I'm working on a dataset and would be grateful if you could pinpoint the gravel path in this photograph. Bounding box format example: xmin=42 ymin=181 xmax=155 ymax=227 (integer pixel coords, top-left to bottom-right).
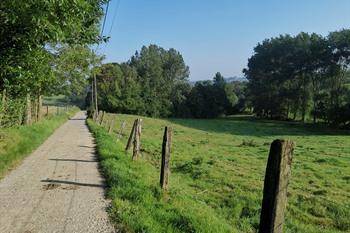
xmin=0 ymin=111 xmax=115 ymax=233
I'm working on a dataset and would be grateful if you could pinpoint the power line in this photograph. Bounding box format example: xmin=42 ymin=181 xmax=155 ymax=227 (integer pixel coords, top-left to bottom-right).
xmin=102 ymin=0 xmax=121 ymax=53
xmin=95 ymin=1 xmax=110 ymax=52
xmin=100 ymin=1 xmax=110 ymax=42
xmin=108 ymin=0 xmax=121 ymax=36
xmin=92 ymin=1 xmax=110 ymax=114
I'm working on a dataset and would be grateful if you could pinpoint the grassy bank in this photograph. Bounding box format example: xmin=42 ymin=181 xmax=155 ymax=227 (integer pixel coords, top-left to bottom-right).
xmin=0 ymin=108 xmax=78 ymax=178
xmin=88 ymin=114 xmax=350 ymax=233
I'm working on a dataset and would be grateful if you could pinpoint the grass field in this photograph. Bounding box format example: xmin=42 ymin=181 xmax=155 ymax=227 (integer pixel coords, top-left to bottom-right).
xmin=0 ymin=108 xmax=78 ymax=178
xmin=88 ymin=114 xmax=350 ymax=233
xmin=43 ymin=95 xmax=69 ymax=106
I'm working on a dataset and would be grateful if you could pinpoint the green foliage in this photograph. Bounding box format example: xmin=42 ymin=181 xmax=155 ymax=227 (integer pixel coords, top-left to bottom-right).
xmin=88 ymin=119 xmax=233 ymax=233
xmin=92 ymin=45 xmax=192 ymax=117
xmin=0 ymin=108 xmax=78 ymax=178
xmin=91 ymin=63 xmax=143 ymax=114
xmin=0 ymin=0 xmax=106 ymax=125
xmin=129 ymin=45 xmax=190 ymax=117
xmin=186 ymin=72 xmax=242 ymax=118
xmin=89 ymin=113 xmax=350 ymax=233
xmin=54 ymin=45 xmax=101 ymax=108
xmin=0 ymin=0 xmax=106 ymax=85
xmin=244 ymin=30 xmax=350 ymax=126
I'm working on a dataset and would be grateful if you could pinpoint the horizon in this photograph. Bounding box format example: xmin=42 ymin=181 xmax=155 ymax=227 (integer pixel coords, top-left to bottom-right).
xmin=100 ymin=0 xmax=350 ymax=81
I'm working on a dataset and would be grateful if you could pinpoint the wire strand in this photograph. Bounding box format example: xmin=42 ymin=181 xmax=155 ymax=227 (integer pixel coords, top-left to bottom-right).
xmin=102 ymin=0 xmax=121 ymax=53
xmin=95 ymin=1 xmax=110 ymax=52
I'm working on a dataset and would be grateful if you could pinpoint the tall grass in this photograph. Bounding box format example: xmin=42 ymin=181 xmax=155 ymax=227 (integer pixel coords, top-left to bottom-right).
xmin=0 ymin=108 xmax=78 ymax=178
xmin=88 ymin=114 xmax=350 ymax=233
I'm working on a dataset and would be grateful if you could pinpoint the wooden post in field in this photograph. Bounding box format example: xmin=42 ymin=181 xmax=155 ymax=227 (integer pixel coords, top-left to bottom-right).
xmin=93 ymin=110 xmax=98 ymax=121
xmin=99 ymin=111 xmax=105 ymax=125
xmin=160 ymin=126 xmax=172 ymax=190
xmin=108 ymin=116 xmax=116 ymax=134
xmin=258 ymin=139 xmax=294 ymax=233
xmin=132 ymin=119 xmax=142 ymax=160
xmin=102 ymin=113 xmax=108 ymax=128
xmin=95 ymin=110 xmax=102 ymax=123
xmin=104 ymin=114 xmax=110 ymax=129
xmin=125 ymin=120 xmax=137 ymax=151
xmin=56 ymin=106 xmax=59 ymax=115
xmin=117 ymin=121 xmax=126 ymax=140
xmin=46 ymin=105 xmax=49 ymax=117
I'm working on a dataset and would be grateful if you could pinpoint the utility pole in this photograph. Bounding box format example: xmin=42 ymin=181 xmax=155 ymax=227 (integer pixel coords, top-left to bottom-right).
xmin=91 ymin=79 xmax=94 ymax=111
xmin=94 ymin=72 xmax=98 ymax=113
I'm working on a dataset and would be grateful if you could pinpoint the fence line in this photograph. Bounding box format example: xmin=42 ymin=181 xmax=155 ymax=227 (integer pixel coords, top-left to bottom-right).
xmin=93 ymin=111 xmax=294 ymax=231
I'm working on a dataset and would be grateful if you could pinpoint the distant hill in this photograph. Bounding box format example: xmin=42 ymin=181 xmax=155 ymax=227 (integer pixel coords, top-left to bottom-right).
xmin=190 ymin=76 xmax=247 ymax=85
xmin=224 ymin=76 xmax=247 ymax=82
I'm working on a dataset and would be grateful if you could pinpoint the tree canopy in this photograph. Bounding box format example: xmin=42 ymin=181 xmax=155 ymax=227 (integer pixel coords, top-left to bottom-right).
xmin=0 ymin=0 xmax=107 ymax=126
xmin=244 ymin=30 xmax=350 ymax=126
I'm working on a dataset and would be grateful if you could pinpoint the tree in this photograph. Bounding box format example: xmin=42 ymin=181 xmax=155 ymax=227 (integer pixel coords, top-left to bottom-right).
xmin=0 ymin=0 xmax=108 ymax=126
xmin=54 ymin=45 xmax=101 ymax=108
xmin=128 ymin=45 xmax=189 ymax=117
xmin=244 ymin=30 xmax=350 ymax=126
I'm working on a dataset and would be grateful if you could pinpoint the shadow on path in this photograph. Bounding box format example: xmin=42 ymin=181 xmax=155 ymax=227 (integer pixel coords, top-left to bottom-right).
xmin=41 ymin=179 xmax=105 ymax=188
xmin=49 ymin=158 xmax=97 ymax=163
xmin=167 ymin=116 xmax=350 ymax=137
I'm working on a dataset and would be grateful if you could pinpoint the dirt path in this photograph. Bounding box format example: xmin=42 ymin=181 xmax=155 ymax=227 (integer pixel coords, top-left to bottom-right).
xmin=0 ymin=111 xmax=115 ymax=233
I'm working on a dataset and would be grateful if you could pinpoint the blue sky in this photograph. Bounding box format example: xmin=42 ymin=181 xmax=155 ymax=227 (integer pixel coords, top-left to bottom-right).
xmin=99 ymin=0 xmax=350 ymax=81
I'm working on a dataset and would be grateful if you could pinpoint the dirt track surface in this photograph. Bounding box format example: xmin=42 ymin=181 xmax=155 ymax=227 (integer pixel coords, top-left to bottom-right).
xmin=0 ymin=111 xmax=115 ymax=233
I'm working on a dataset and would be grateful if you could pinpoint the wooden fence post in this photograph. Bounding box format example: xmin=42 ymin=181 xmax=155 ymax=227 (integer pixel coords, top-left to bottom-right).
xmin=105 ymin=115 xmax=111 ymax=129
xmin=102 ymin=113 xmax=109 ymax=128
xmin=99 ymin=111 xmax=105 ymax=125
xmin=125 ymin=120 xmax=137 ymax=151
xmin=95 ymin=110 xmax=102 ymax=123
xmin=132 ymin=119 xmax=142 ymax=160
xmin=92 ymin=110 xmax=98 ymax=121
xmin=117 ymin=121 xmax=126 ymax=140
xmin=46 ymin=105 xmax=49 ymax=117
xmin=108 ymin=116 xmax=116 ymax=134
xmin=258 ymin=139 xmax=294 ymax=233
xmin=160 ymin=126 xmax=172 ymax=190
xmin=56 ymin=106 xmax=59 ymax=115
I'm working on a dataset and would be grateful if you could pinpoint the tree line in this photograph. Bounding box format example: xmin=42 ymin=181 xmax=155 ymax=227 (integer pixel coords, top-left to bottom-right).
xmin=2 ymin=1 xmax=349 ymax=128
xmin=244 ymin=30 xmax=350 ymax=127
xmin=92 ymin=30 xmax=350 ymax=128
xmin=0 ymin=0 xmax=105 ymax=127
xmin=88 ymin=44 xmax=247 ymax=118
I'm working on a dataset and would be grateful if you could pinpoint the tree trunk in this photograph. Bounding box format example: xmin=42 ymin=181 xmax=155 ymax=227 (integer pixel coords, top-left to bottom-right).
xmin=32 ymin=98 xmax=37 ymax=122
xmin=37 ymin=94 xmax=42 ymax=121
xmin=0 ymin=89 xmax=7 ymax=126
xmin=94 ymin=73 xmax=98 ymax=113
xmin=91 ymin=79 xmax=95 ymax=119
xmin=313 ymin=98 xmax=317 ymax=124
xmin=25 ymin=93 xmax=32 ymax=125
xmin=1 ymin=89 xmax=6 ymax=106
xmin=301 ymin=109 xmax=305 ymax=123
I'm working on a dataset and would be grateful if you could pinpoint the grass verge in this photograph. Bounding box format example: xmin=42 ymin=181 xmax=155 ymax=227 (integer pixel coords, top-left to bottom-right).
xmin=88 ymin=114 xmax=350 ymax=233
xmin=0 ymin=108 xmax=79 ymax=178
xmin=88 ymin=119 xmax=232 ymax=233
